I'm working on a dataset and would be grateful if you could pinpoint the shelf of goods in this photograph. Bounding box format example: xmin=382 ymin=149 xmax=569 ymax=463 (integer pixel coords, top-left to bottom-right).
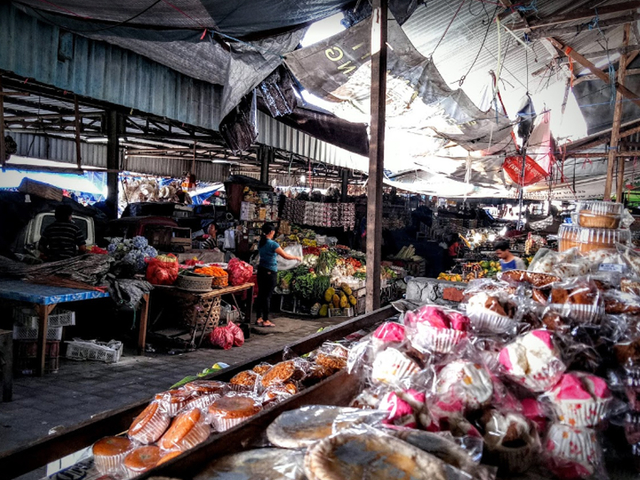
xmin=0 ymin=306 xmax=395 ymax=480
xmin=281 ymin=198 xmax=355 ymax=230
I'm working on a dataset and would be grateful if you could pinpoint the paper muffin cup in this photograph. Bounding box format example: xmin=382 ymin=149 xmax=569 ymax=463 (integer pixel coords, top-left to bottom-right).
xmin=173 ymin=421 xmax=210 ymax=451
xmin=182 ymin=393 xmax=220 ymax=413
xmin=128 ymin=408 xmax=171 ymax=444
xmin=549 ymin=304 xmax=603 ymax=324
xmin=468 ymin=308 xmax=514 ymax=334
xmin=158 ymin=400 xmax=188 ymax=417
xmin=94 ymin=450 xmax=130 ymax=475
xmin=413 ymin=325 xmax=467 ymax=354
xmin=371 ymin=349 xmax=420 ymax=385
xmin=546 ymin=424 xmax=599 ymax=477
xmin=552 ymin=397 xmax=612 ymax=428
xmin=490 ymin=439 xmax=538 ymax=475
xmin=210 ymin=413 xmax=252 ymax=432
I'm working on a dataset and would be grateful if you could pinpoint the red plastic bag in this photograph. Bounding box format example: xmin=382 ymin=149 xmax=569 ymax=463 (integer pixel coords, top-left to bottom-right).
xmin=226 ymin=321 xmax=245 ymax=347
xmin=228 ymin=258 xmax=253 ymax=286
xmin=146 ymin=254 xmax=179 ymax=285
xmin=210 ymin=326 xmax=234 ymax=350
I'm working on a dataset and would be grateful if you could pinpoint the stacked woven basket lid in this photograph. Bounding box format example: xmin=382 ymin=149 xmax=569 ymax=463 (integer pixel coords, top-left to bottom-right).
xmin=559 ymin=201 xmax=631 ymax=253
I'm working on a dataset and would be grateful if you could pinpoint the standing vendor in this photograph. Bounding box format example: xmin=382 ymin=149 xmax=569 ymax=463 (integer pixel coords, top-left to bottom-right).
xmin=256 ymin=223 xmax=302 ymax=328
xmin=494 ymin=241 xmax=525 ymax=272
xmin=40 ymin=205 xmax=87 ymax=261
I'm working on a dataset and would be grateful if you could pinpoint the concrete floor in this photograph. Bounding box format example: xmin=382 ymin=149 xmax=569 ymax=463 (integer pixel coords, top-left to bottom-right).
xmin=0 ymin=316 xmax=339 ymax=479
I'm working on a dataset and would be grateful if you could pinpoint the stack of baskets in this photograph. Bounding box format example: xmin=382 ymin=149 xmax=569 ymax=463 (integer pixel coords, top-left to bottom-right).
xmin=176 ymin=272 xmax=213 ymax=293
xmin=558 ymin=201 xmax=631 ymax=253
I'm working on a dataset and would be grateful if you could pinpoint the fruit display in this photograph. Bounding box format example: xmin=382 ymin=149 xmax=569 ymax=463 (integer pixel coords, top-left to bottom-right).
xmin=438 ymin=260 xmax=502 ymax=283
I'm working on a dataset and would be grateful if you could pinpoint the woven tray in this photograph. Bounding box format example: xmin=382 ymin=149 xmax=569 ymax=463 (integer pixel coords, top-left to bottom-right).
xmin=176 ymin=274 xmax=212 ymax=292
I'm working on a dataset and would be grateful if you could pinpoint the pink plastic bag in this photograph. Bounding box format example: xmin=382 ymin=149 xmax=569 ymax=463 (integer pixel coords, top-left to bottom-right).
xmin=228 ymin=258 xmax=253 ymax=286
xmin=210 ymin=326 xmax=234 ymax=350
xmin=226 ymin=321 xmax=245 ymax=347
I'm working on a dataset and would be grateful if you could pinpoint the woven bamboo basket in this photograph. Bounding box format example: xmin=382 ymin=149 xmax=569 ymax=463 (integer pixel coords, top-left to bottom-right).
xmin=212 ymin=273 xmax=229 ymax=288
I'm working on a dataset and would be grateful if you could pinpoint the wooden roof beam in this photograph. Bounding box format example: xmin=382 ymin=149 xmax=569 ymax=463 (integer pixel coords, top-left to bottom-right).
xmin=548 ymin=37 xmax=640 ymax=109
xmin=529 ymin=13 xmax=639 ymax=39
xmin=511 ymin=1 xmax=640 ymax=32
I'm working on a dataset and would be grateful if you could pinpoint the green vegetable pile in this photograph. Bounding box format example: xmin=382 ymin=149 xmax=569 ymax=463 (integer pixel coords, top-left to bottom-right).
xmin=292 ymin=272 xmax=316 ymax=300
xmin=316 ymin=251 xmax=338 ymax=276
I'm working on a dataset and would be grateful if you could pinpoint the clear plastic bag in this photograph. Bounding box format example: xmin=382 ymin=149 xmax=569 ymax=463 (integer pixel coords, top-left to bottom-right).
xmin=544 ymin=424 xmax=608 ymax=480
xmin=158 ymin=407 xmax=211 ymax=451
xmin=194 ymin=448 xmax=307 ymax=480
xmin=277 ymin=244 xmax=303 ymax=271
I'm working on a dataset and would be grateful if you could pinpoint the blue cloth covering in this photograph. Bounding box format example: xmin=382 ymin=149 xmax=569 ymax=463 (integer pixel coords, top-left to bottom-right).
xmin=0 ymin=280 xmax=109 ymax=305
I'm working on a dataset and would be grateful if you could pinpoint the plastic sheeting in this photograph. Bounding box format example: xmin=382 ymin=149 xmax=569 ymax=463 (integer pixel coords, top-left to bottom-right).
xmin=285 ymin=15 xmax=513 ymax=154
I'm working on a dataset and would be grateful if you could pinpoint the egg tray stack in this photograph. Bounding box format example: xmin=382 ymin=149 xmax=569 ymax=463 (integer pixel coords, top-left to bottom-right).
xmin=558 ymin=201 xmax=631 ymax=253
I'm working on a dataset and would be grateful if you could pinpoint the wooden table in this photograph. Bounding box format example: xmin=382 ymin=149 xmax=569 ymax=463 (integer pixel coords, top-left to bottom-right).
xmin=153 ymin=283 xmax=254 ymax=346
xmin=0 ymin=280 xmax=150 ymax=376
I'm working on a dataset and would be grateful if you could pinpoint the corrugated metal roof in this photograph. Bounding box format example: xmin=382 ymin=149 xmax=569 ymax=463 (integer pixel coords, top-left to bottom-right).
xmin=256 ymin=112 xmax=369 ymax=172
xmin=124 ymin=156 xmax=229 ymax=182
xmin=11 ymin=132 xmax=107 ymax=168
xmin=0 ymin=3 xmax=222 ymax=132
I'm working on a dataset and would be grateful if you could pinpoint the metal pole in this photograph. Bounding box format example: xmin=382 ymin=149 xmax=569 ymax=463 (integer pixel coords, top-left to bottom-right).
xmin=366 ymin=0 xmax=387 ymax=313
xmin=0 ymin=76 xmax=6 ymax=169
xmin=260 ymin=145 xmax=270 ymax=185
xmin=73 ymin=95 xmax=82 ymax=169
xmin=341 ymin=169 xmax=349 ymax=202
xmin=106 ymin=110 xmax=121 ymax=219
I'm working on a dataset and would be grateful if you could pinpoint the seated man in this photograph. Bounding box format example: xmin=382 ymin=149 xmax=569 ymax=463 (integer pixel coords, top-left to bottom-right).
xmin=39 ymin=205 xmax=86 ymax=261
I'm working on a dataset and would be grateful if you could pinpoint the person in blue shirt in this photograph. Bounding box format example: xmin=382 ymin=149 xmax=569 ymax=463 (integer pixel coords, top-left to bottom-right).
xmin=257 ymin=223 xmax=302 ymax=327
xmin=495 ymin=240 xmax=526 ymax=272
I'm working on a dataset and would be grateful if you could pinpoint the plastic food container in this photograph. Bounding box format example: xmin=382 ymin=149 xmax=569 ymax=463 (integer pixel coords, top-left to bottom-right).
xmin=558 ymin=224 xmax=581 ymax=252
xmin=577 ymin=201 xmax=623 ymax=229
xmin=579 ymin=228 xmax=631 ymax=253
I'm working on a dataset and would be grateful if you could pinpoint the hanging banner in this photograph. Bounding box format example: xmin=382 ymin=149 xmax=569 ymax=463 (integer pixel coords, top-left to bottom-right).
xmin=503 ymin=155 xmax=549 ymax=186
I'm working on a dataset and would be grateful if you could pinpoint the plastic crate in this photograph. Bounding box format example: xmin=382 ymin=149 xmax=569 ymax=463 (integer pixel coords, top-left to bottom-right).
xmin=13 ymin=324 xmax=63 ymax=341
xmin=65 ymin=340 xmax=123 ymax=363
xmin=14 ymin=341 xmax=60 ymax=376
xmin=13 ymin=308 xmax=75 ymax=328
xmin=329 ymin=307 xmax=353 ymax=318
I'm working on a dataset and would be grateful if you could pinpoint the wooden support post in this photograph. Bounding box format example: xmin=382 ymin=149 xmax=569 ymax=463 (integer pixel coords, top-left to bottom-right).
xmin=35 ymin=304 xmax=56 ymax=377
xmin=191 ymin=141 xmax=197 ymax=177
xmin=0 ymin=76 xmax=5 ymax=169
xmin=366 ymin=0 xmax=387 ymax=313
xmin=74 ymin=95 xmax=83 ymax=169
xmin=341 ymin=169 xmax=349 ymax=202
xmin=137 ymin=294 xmax=149 ymax=355
xmin=617 ymin=24 xmax=635 ymax=201
xmin=259 ymin=145 xmax=270 ymax=185
xmin=0 ymin=329 xmax=13 ymax=402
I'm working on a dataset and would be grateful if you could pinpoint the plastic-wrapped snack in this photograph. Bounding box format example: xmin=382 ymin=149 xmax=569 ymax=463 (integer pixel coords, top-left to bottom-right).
xmin=207 ymin=394 xmax=262 ymax=432
xmin=465 ymin=292 xmax=515 ymax=334
xmin=404 ymin=305 xmax=470 ymax=354
xmin=576 ymin=200 xmax=623 ymax=229
xmin=194 ymin=448 xmax=307 ymax=480
xmin=267 ymin=405 xmax=383 ymax=449
xmin=545 ymin=373 xmax=612 ymax=428
xmin=349 ymin=387 xmax=384 ymax=410
xmin=262 ymin=382 xmax=298 ymax=407
xmin=154 ymin=389 xmax=193 ymax=417
xmin=252 ymin=363 xmax=273 ymax=375
xmin=529 ymin=248 xmax=590 ymax=278
xmin=379 ymin=389 xmax=426 ymax=429
xmin=183 ymin=380 xmax=229 ymax=396
xmin=261 ymin=360 xmax=307 ymax=388
xmin=370 ymin=322 xmax=406 ymax=353
xmin=92 ymin=436 xmax=134 ymax=475
xmin=499 ymin=330 xmax=566 ymax=393
xmin=500 ymin=270 xmax=561 ymax=288
xmin=479 ymin=409 xmax=540 ymax=475
xmin=545 ymin=424 xmax=605 ymax=479
xmin=230 ymin=370 xmax=261 ymax=392
xmin=625 ymin=366 xmax=640 ymax=411
xmin=123 ymin=445 xmax=162 ymax=478
xmin=603 ymin=290 xmax=640 ymax=316
xmin=371 ymin=348 xmax=420 ymax=387
xmin=521 ymin=398 xmax=548 ymax=433
xmin=306 ymin=363 xmax=336 ymax=383
xmin=621 ymin=278 xmax=640 ymax=296
xmin=128 ymin=401 xmax=170 ymax=444
xmin=435 ymin=360 xmax=494 ymax=412
xmin=315 ymin=353 xmax=347 ymax=371
xmin=303 ymin=429 xmax=466 ymax=480
xmin=546 ymin=279 xmax=603 ymax=324
xmin=158 ymin=407 xmax=210 ymax=451
xmin=618 ymin=243 xmax=640 ymax=276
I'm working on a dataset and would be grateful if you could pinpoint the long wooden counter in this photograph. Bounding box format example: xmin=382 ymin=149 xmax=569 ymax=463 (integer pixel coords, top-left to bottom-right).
xmin=0 ymin=305 xmax=396 ymax=479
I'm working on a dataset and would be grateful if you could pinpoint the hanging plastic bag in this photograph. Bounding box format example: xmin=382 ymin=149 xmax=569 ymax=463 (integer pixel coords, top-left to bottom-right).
xmin=145 ymin=254 xmax=179 ymax=285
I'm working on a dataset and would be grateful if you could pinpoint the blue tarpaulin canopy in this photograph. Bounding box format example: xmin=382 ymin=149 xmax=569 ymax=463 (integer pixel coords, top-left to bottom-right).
xmin=0 ymin=168 xmax=107 ymax=197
